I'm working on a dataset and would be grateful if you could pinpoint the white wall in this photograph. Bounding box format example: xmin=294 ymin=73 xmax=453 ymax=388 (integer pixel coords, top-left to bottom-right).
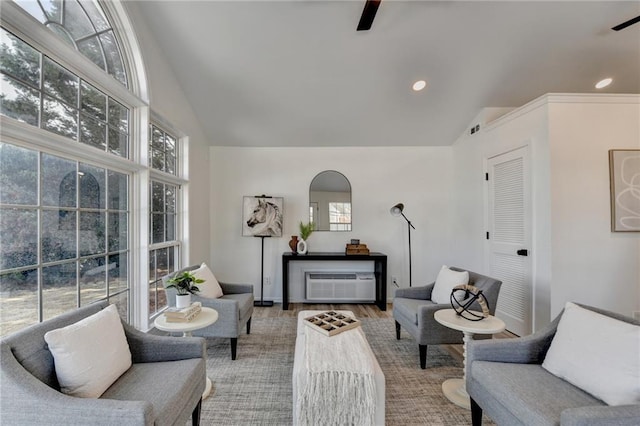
xmin=124 ymin=3 xmax=212 ymax=265
xmin=209 ymin=146 xmax=455 ymax=302
xmin=548 ymin=96 xmax=640 ymax=317
xmin=452 ymin=94 xmax=640 ymax=330
xmin=452 ymin=101 xmax=552 ymax=331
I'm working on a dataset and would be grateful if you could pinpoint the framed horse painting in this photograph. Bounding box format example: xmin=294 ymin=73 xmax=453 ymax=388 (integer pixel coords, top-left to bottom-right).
xmin=242 ymin=196 xmax=284 ymax=237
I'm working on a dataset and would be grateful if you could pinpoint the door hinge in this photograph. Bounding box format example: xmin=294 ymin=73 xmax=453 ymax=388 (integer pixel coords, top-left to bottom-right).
xmin=517 ymin=249 xmax=529 ymax=256
xmin=485 ymin=172 xmax=489 ymax=181
xmin=486 ymin=231 xmax=490 ymax=240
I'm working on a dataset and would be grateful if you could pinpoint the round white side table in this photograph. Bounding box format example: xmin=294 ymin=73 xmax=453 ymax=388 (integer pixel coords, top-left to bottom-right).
xmin=154 ymin=306 xmax=218 ymax=399
xmin=434 ymin=308 xmax=505 ymax=410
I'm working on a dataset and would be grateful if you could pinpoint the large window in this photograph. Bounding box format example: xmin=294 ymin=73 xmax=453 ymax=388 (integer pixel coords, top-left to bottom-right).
xmin=148 ymin=181 xmax=179 ymax=317
xmin=0 ymin=0 xmax=190 ymax=335
xmin=148 ymin=124 xmax=182 ymax=318
xmin=0 ymin=142 xmax=129 ymax=335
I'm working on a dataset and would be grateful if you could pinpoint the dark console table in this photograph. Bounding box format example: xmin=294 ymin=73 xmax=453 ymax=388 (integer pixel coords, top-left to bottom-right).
xmin=281 ymin=252 xmax=387 ymax=311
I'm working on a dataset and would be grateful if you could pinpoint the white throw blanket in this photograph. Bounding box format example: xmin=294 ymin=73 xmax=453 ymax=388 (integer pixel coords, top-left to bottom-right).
xmin=295 ymin=324 xmax=377 ymax=426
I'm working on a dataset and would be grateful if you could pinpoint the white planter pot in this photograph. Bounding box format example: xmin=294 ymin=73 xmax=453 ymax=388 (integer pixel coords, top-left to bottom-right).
xmin=175 ymin=294 xmax=191 ymax=308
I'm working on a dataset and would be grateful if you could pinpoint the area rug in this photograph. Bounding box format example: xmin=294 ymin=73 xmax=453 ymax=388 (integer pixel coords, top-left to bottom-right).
xmin=197 ymin=317 xmax=493 ymax=425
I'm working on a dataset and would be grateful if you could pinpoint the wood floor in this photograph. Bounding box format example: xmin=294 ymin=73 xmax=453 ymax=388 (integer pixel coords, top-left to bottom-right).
xmin=252 ymin=302 xmax=393 ymax=319
xmin=252 ymin=302 xmax=515 ymax=362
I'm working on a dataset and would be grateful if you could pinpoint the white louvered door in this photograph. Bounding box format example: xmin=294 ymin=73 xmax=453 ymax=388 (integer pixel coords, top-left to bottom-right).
xmin=486 ymin=146 xmax=532 ymax=336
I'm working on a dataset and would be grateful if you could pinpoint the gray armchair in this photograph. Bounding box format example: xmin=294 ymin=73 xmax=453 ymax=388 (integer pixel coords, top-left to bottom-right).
xmin=467 ymin=303 xmax=640 ymax=425
xmin=163 ymin=265 xmax=254 ymax=360
xmin=393 ymin=267 xmax=502 ymax=369
xmin=0 ymin=300 xmax=206 ymax=426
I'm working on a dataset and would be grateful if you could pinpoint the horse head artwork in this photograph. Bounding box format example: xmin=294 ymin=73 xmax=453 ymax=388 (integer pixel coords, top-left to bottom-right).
xmin=246 ymin=199 xmax=283 ymax=237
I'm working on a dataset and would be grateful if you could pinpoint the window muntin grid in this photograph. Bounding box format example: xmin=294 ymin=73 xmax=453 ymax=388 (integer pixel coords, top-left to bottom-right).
xmin=329 ymin=202 xmax=352 ymax=231
xmin=149 ymin=124 xmax=177 ymax=175
xmin=0 ymin=142 xmax=130 ymax=336
xmin=148 ymin=180 xmax=179 ymax=317
xmin=13 ymin=0 xmax=128 ymax=87
xmin=1 ymin=27 xmax=130 ymax=157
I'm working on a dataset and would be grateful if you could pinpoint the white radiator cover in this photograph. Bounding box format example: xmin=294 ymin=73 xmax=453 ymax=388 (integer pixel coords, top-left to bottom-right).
xmin=305 ymin=272 xmax=376 ymax=302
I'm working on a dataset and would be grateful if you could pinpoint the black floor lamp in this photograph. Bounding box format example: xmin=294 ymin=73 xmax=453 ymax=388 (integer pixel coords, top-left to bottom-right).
xmin=254 ymin=235 xmax=274 ymax=307
xmin=390 ymin=203 xmax=416 ymax=287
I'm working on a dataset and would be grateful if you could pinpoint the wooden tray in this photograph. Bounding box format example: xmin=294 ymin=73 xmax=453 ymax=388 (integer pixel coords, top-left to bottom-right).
xmin=303 ymin=311 xmax=361 ymax=336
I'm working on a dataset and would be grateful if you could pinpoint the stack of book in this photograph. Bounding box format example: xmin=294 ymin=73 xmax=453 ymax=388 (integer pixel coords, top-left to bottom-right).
xmin=163 ymin=302 xmax=202 ymax=322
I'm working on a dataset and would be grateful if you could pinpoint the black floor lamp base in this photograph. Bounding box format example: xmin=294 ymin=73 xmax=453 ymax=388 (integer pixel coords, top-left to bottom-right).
xmin=254 ymin=300 xmax=274 ymax=307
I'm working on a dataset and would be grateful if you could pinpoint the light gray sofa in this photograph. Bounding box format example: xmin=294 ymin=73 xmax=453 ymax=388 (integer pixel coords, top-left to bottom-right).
xmin=163 ymin=265 xmax=254 ymax=360
xmin=467 ymin=303 xmax=640 ymax=426
xmin=0 ymin=300 xmax=206 ymax=426
xmin=393 ymin=267 xmax=502 ymax=368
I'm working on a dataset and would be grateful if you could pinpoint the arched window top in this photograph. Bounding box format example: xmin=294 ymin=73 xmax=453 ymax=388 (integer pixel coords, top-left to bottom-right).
xmin=14 ymin=0 xmax=128 ymax=87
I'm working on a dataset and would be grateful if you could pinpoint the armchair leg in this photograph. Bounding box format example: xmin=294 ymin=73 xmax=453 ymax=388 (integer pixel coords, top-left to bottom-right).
xmin=395 ymin=321 xmax=401 ymax=340
xmin=230 ymin=338 xmax=237 ymax=360
xmin=192 ymin=398 xmax=202 ymax=426
xmin=419 ymin=345 xmax=427 ymax=369
xmin=470 ymin=397 xmax=483 ymax=426
xmin=246 ymin=317 xmax=252 ymax=334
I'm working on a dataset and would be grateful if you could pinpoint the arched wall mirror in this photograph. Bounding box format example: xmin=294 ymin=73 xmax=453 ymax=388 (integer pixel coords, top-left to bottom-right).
xmin=309 ymin=170 xmax=352 ymax=231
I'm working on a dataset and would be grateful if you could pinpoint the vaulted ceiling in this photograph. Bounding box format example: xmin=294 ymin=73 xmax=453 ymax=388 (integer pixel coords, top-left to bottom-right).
xmin=124 ymin=1 xmax=640 ymax=147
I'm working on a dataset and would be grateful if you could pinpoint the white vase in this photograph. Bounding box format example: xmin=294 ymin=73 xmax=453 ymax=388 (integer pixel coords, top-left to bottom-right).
xmin=175 ymin=294 xmax=191 ymax=308
xmin=297 ymin=238 xmax=308 ymax=255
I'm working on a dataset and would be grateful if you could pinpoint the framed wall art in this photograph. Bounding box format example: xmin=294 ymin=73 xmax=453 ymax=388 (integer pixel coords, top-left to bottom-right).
xmin=242 ymin=196 xmax=284 ymax=237
xmin=609 ymin=149 xmax=640 ymax=232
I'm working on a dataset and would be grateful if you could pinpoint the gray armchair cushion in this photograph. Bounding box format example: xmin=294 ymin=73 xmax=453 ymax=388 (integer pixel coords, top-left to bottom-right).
xmin=467 ymin=303 xmax=640 ymax=426
xmin=471 ymin=362 xmax=603 ymax=425
xmin=101 ymin=358 xmax=204 ymax=426
xmin=0 ymin=300 xmax=206 ymax=426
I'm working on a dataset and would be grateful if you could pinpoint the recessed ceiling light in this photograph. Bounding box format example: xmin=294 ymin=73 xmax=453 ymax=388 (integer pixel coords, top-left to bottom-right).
xmin=412 ymin=80 xmax=427 ymax=91
xmin=595 ymin=78 xmax=613 ymax=89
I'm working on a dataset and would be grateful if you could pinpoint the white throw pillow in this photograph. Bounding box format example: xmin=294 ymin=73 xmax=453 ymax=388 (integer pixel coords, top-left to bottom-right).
xmin=44 ymin=304 xmax=132 ymax=398
xmin=542 ymin=302 xmax=640 ymax=406
xmin=192 ymin=262 xmax=223 ymax=299
xmin=431 ymin=265 xmax=469 ymax=304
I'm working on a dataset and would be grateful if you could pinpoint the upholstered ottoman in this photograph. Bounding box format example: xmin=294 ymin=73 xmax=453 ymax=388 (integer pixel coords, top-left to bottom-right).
xmin=292 ymin=310 xmax=385 ymax=426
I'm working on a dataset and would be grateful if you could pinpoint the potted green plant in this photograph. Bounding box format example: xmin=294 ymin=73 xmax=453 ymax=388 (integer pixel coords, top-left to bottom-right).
xmin=298 ymin=221 xmax=314 ymax=254
xmin=166 ymin=271 xmax=204 ymax=308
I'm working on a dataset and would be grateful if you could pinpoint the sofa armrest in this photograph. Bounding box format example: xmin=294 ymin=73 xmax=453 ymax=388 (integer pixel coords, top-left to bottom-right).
xmin=1 ymin=346 xmax=154 ymax=426
xmin=561 ymin=405 xmax=640 ymax=426
xmin=219 ymin=282 xmax=253 ymax=295
xmin=417 ymin=302 xmax=451 ymax=324
xmin=467 ymin=317 xmax=560 ymax=364
xmin=394 ymin=283 xmax=434 ymax=300
xmin=124 ymin=322 xmax=206 ymax=363
xmin=414 ymin=303 xmax=466 ymax=341
xmin=191 ymin=294 xmax=240 ymax=323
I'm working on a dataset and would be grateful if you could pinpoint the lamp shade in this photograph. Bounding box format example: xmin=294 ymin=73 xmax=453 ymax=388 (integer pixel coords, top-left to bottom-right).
xmin=390 ymin=203 xmax=404 ymax=216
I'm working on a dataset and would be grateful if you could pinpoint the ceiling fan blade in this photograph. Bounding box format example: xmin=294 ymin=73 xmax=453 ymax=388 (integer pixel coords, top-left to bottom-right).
xmin=357 ymin=0 xmax=382 ymax=31
xmin=612 ymin=15 xmax=640 ymax=31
